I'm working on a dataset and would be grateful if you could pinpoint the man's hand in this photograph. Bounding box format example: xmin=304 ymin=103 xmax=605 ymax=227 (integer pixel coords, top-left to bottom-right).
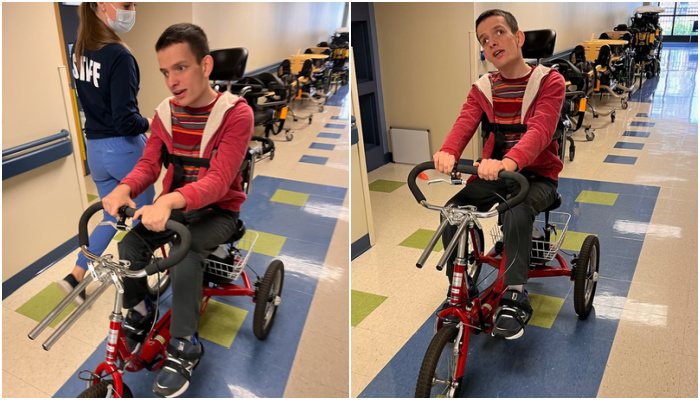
xmin=474 ymin=157 xmax=518 ymax=181
xmin=433 ymin=151 xmax=456 ymax=175
xmin=102 ymin=184 xmax=136 ymax=217
xmin=133 ymin=192 xmax=187 ymax=232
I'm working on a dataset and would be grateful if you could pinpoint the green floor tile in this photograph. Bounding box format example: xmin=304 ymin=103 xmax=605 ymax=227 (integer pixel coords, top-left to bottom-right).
xmin=87 ymin=194 xmax=99 ymax=202
xmin=238 ymin=230 xmax=286 ymax=257
xmin=198 ymin=299 xmax=247 ymax=348
xmin=528 ymin=293 xmax=565 ymax=329
xmin=113 ymin=230 xmax=127 ymax=242
xmin=352 ymin=290 xmax=387 ymax=327
xmin=369 ymin=179 xmax=406 ymax=193
xmin=15 ymin=283 xmax=77 ymax=328
xmin=575 ymin=190 xmax=619 ymax=206
xmin=270 ymin=189 xmax=310 ymax=207
xmin=399 ymin=229 xmax=443 ymax=252
xmin=560 ymin=231 xmax=596 ymax=252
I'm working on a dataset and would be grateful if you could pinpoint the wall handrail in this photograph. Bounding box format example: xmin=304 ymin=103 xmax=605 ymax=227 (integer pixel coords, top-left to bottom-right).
xmin=3 ymin=130 xmax=70 ymax=158
xmin=3 ymin=129 xmax=73 ymax=180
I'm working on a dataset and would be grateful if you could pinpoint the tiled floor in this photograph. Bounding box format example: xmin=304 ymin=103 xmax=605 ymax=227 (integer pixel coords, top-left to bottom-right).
xmin=351 ymin=43 xmax=697 ymax=397
xmin=3 ymin=86 xmax=350 ymax=398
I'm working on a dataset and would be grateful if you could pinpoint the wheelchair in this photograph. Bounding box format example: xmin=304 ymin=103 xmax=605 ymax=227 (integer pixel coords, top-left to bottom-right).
xmin=409 ymin=163 xmax=599 ymax=397
xmin=522 ymin=30 xmax=593 ymax=162
xmin=630 ymin=6 xmax=665 ymax=79
xmin=210 ymin=47 xmax=289 ymax=148
xmin=29 ymin=147 xmax=285 ymax=397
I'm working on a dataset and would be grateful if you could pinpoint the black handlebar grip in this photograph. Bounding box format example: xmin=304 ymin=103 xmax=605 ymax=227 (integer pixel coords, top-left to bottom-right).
xmin=78 ymin=202 xmax=107 ymax=247
xmin=406 ymin=161 xmax=437 ymax=204
xmin=144 ymin=217 xmax=191 ymax=275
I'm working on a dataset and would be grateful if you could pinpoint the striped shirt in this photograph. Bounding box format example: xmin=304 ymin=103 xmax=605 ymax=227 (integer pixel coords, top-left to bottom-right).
xmin=490 ymin=67 xmax=534 ymax=156
xmin=169 ymin=93 xmax=222 ymax=187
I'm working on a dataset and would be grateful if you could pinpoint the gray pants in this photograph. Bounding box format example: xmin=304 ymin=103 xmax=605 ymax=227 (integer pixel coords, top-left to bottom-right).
xmin=119 ymin=208 xmax=239 ymax=338
xmin=441 ymin=175 xmax=558 ymax=286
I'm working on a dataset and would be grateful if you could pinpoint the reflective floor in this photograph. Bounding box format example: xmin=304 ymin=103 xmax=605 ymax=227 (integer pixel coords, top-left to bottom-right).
xmin=351 ymin=43 xmax=697 ymax=397
xmin=3 ymin=86 xmax=350 ymax=398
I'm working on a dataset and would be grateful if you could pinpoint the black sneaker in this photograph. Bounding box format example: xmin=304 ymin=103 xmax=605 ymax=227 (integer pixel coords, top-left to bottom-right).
xmin=123 ymin=299 xmax=157 ymax=345
xmin=492 ymin=289 xmax=533 ymax=340
xmin=153 ymin=334 xmax=204 ymax=398
xmin=57 ymin=274 xmax=86 ymax=306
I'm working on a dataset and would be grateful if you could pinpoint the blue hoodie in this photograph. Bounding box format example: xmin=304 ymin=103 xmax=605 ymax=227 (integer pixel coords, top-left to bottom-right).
xmin=72 ymin=43 xmax=149 ymax=139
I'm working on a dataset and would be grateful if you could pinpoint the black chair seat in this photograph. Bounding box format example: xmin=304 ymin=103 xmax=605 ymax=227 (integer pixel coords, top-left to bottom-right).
xmin=254 ymin=108 xmax=274 ymax=125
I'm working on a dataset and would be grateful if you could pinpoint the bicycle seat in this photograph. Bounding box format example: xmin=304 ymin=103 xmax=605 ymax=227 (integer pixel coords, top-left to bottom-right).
xmin=543 ymin=194 xmax=562 ymax=213
xmin=227 ymin=220 xmax=247 ymax=244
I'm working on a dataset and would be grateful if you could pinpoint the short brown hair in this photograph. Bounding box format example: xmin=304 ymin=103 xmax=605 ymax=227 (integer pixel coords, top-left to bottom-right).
xmin=475 ymin=9 xmax=519 ymax=34
xmin=155 ymin=23 xmax=210 ymax=64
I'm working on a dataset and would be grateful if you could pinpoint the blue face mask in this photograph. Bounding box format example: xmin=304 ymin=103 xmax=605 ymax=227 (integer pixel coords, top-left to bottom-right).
xmin=107 ymin=3 xmax=136 ymax=33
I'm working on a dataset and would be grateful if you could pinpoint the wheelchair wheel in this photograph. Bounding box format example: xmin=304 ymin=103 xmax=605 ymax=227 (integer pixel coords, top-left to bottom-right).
xmin=77 ymin=380 xmax=133 ymax=398
xmin=253 ymin=260 xmax=284 ymax=340
xmin=415 ymin=324 xmax=463 ymax=398
xmin=574 ymin=235 xmax=599 ymax=318
xmin=569 ymin=146 xmax=575 ymax=162
xmin=611 ymin=111 xmax=616 ymax=123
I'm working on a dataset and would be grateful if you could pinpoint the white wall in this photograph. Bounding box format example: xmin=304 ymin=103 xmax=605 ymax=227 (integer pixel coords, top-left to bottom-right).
xmin=193 ymin=2 xmax=346 ymax=70
xmin=2 ymin=3 xmax=87 ymax=281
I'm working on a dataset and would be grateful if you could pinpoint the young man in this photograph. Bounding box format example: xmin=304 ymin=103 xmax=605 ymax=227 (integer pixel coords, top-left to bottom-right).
xmin=433 ymin=9 xmax=565 ymax=340
xmin=102 ymin=23 xmax=253 ymax=397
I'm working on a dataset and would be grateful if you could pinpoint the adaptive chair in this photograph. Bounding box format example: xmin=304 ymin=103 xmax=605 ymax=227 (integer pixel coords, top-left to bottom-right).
xmin=593 ymin=44 xmax=631 ymax=110
xmin=209 ymin=48 xmax=277 ymax=158
xmin=630 ymin=5 xmax=665 ymax=79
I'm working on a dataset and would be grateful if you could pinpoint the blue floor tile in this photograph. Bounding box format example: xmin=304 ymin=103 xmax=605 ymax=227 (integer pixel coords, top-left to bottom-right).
xmin=629 ymin=121 xmax=655 ymax=127
xmin=299 ymin=155 xmax=328 ymax=165
xmin=622 ymin=131 xmax=650 ymax=137
xmin=636 ymin=112 xmax=649 ymax=117
xmin=604 ymin=155 xmax=637 ymax=165
xmin=324 ymin=123 xmax=346 ymax=129
xmin=318 ymin=132 xmax=342 ymax=139
xmin=330 ymin=115 xmax=348 ymax=120
xmin=309 ymin=142 xmax=336 ymax=151
xmin=614 ymin=142 xmax=645 ymax=150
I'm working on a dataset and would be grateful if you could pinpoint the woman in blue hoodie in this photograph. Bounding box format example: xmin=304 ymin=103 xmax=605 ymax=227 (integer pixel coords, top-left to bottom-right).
xmin=58 ymin=2 xmax=155 ymax=303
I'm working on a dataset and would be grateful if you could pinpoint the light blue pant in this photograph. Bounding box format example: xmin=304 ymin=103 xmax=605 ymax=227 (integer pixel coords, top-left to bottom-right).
xmin=76 ymin=135 xmax=155 ymax=270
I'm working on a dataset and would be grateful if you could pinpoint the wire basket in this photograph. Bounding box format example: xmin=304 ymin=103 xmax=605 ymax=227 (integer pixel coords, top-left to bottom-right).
xmin=204 ymin=231 xmax=258 ymax=282
xmin=489 ymin=211 xmax=571 ymax=264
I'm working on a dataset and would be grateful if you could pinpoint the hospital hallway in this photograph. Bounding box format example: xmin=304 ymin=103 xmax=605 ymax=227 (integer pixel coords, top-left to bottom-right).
xmin=3 ymin=87 xmax=350 ymax=398
xmin=351 ymin=42 xmax=697 ymax=397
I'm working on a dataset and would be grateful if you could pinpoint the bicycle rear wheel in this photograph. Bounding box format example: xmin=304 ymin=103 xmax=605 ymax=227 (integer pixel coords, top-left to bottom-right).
xmin=415 ymin=324 xmax=465 ymax=398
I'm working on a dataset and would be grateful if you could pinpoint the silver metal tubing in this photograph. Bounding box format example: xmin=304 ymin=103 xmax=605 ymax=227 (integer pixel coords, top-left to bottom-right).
xmin=437 ymin=218 xmax=469 ymax=270
xmin=41 ymin=279 xmax=112 ymax=351
xmin=615 ymin=83 xmax=635 ymax=93
xmin=599 ymin=84 xmax=629 ymax=100
xmin=28 ymin=276 xmax=92 ymax=341
xmin=416 ymin=218 xmax=450 ymax=268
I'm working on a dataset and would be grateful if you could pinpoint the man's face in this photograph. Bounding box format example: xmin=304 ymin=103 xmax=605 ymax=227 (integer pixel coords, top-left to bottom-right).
xmin=476 ymin=15 xmax=523 ymax=71
xmin=157 ymin=42 xmax=212 ymax=108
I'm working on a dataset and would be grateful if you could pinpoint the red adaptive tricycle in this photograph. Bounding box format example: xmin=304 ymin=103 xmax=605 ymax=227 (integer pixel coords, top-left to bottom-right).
xmin=408 ymin=162 xmax=600 ymax=398
xmin=29 ymin=201 xmax=283 ymax=397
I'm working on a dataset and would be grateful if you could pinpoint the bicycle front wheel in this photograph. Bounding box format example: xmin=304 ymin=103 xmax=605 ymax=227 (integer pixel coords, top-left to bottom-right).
xmin=415 ymin=324 xmax=465 ymax=398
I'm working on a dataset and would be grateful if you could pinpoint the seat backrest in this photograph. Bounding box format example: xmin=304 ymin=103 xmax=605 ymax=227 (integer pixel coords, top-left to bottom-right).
xmin=571 ymin=45 xmax=587 ymax=64
xmin=278 ymin=59 xmax=292 ymax=77
xmin=300 ymin=59 xmax=314 ymax=78
xmin=599 ymin=32 xmax=611 ymax=40
xmin=521 ymin=29 xmax=556 ymax=61
xmin=209 ymin=48 xmax=248 ymax=82
xmin=596 ymin=45 xmax=612 ymax=67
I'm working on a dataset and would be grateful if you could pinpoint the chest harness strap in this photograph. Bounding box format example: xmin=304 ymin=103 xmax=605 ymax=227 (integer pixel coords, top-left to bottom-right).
xmin=479 ymin=113 xmax=528 ymax=160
